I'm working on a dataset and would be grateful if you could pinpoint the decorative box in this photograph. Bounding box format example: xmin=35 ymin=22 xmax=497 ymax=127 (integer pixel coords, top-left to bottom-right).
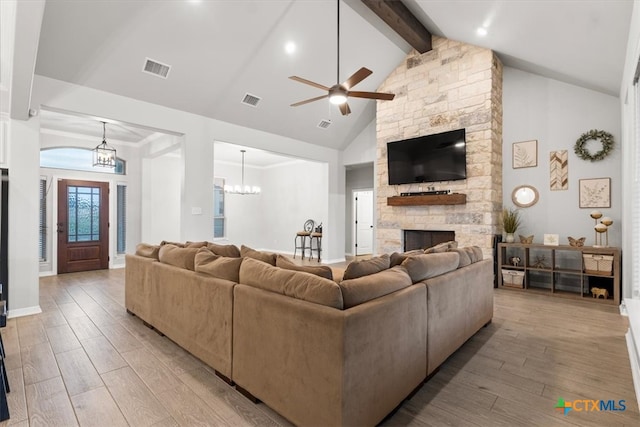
xmin=583 ymin=254 xmax=613 ymax=275
xmin=502 ymin=269 xmax=525 ymax=288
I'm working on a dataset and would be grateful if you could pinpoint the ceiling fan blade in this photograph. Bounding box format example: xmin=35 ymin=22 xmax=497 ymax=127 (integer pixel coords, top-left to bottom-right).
xmin=289 ymin=76 xmax=331 ymax=91
xmin=291 ymin=94 xmax=329 ymax=107
xmin=342 ymin=67 xmax=373 ymax=89
xmin=339 ymin=102 xmax=351 ymax=116
xmin=348 ymin=91 xmax=395 ymax=101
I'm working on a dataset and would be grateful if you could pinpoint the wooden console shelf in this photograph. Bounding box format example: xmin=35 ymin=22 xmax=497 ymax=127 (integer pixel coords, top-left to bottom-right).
xmin=387 ymin=193 xmax=466 ymax=206
xmin=498 ymin=243 xmax=621 ymax=305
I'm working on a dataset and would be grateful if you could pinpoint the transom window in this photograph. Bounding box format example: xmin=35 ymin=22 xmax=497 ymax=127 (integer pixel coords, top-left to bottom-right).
xmin=40 ymin=147 xmax=126 ymax=175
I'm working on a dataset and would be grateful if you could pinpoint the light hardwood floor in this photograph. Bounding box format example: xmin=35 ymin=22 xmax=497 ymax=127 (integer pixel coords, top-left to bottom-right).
xmin=0 ymin=268 xmax=638 ymax=426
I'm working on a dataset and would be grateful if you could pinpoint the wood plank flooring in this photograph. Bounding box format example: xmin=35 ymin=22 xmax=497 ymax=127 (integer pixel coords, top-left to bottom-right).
xmin=0 ymin=268 xmax=637 ymax=426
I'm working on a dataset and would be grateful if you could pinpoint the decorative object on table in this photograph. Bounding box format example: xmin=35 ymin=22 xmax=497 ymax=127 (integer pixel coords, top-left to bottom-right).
xmin=550 ymin=150 xmax=568 ymax=190
xmin=531 ymin=255 xmax=548 ymax=269
xmin=574 ymin=129 xmax=614 ymax=162
xmin=594 ymin=223 xmax=608 ymax=247
xmin=591 ymin=287 xmax=609 ymax=299
xmin=502 ymin=207 xmax=522 ymax=243
xmin=568 ymin=236 xmax=586 ymax=247
xmin=512 ymin=140 xmax=537 ymax=169
xmin=590 ymin=210 xmax=603 ymax=245
xmin=509 ymin=256 xmax=521 ymax=267
xmin=512 ymin=185 xmax=539 ymax=208
xmin=600 ymin=217 xmax=613 ymax=247
xmin=519 ymin=234 xmax=534 ymax=244
xmin=543 ymin=234 xmax=559 ymax=246
xmin=579 ymin=178 xmax=611 ymax=208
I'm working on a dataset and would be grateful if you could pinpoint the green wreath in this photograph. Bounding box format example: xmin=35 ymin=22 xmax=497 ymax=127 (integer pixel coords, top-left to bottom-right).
xmin=574 ymin=129 xmax=614 ymax=161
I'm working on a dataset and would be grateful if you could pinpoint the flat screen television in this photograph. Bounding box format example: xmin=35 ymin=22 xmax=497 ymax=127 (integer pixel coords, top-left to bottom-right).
xmin=387 ymin=128 xmax=466 ymax=185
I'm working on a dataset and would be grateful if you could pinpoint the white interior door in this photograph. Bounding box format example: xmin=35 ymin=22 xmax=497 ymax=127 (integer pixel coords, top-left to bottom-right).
xmin=354 ymin=190 xmax=374 ymax=255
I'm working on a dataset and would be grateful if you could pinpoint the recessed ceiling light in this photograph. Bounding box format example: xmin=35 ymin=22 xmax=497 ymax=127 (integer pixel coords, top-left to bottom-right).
xmin=285 ymin=41 xmax=296 ymax=54
xmin=476 ymin=27 xmax=488 ymax=37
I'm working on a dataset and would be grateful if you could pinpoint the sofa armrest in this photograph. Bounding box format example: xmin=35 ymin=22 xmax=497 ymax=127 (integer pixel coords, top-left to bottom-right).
xmin=125 ymin=254 xmax=157 ymax=324
xmin=232 ymin=283 xmax=426 ymax=427
xmin=424 ymin=258 xmax=493 ymax=374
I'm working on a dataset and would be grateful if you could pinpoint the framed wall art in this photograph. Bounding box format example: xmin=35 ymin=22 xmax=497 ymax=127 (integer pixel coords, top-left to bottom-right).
xmin=579 ymin=177 xmax=611 ymax=208
xmin=513 ymin=140 xmax=537 ymax=169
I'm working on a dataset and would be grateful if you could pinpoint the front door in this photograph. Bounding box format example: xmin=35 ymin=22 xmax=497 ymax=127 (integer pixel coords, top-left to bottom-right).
xmin=57 ymin=179 xmax=109 ymax=274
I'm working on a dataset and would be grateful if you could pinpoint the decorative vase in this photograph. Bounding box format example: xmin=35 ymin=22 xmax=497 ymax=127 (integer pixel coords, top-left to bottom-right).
xmin=506 ymin=233 xmax=515 ymax=243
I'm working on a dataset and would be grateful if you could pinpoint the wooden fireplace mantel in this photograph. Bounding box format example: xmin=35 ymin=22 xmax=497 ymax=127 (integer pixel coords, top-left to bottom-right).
xmin=387 ymin=193 xmax=466 ymax=206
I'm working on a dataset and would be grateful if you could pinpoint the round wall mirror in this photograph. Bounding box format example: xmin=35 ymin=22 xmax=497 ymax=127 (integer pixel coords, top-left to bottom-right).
xmin=512 ymin=185 xmax=539 ymax=208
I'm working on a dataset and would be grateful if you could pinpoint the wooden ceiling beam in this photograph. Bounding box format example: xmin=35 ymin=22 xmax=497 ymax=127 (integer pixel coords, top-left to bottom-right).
xmin=361 ymin=0 xmax=432 ymax=53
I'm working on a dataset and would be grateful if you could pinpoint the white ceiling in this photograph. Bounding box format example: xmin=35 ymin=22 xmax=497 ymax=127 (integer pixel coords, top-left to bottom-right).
xmin=34 ymin=0 xmax=633 ymax=161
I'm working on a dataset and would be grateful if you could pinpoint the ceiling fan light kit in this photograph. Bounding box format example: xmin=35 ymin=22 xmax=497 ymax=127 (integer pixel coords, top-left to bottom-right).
xmin=289 ymin=0 xmax=395 ymax=116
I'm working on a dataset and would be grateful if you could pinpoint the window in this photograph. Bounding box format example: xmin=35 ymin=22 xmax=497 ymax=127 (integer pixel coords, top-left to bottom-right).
xmin=117 ymin=184 xmax=127 ymax=254
xmin=39 ymin=177 xmax=47 ymax=262
xmin=40 ymin=147 xmax=126 ymax=175
xmin=214 ymin=177 xmax=225 ymax=238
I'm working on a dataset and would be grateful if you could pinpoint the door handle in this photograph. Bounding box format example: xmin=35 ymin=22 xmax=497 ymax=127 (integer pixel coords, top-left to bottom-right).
xmin=57 ymin=223 xmax=64 ymax=233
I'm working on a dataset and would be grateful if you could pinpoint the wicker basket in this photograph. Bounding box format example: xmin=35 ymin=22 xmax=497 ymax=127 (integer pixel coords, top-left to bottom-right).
xmin=502 ymin=269 xmax=525 ymax=288
xmin=583 ymin=254 xmax=613 ymax=275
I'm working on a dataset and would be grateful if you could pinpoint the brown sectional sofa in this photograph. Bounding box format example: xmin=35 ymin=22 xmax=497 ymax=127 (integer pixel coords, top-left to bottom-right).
xmin=125 ymin=241 xmax=493 ymax=426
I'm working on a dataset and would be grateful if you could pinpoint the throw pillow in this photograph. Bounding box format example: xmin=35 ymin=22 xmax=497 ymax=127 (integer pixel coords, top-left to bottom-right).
xmin=424 ymin=240 xmax=458 ymax=254
xmin=239 ymin=257 xmax=343 ymax=309
xmin=160 ymin=240 xmax=185 ymax=248
xmin=339 ymin=266 xmax=412 ymax=309
xmin=401 ymin=252 xmax=460 ymax=283
xmin=342 ymin=254 xmax=390 ymax=280
xmin=194 ymin=248 xmax=243 ymax=282
xmin=135 ymin=243 xmax=160 ymax=260
xmin=275 ymin=255 xmax=333 ymax=280
xmin=447 ymin=248 xmax=472 ymax=268
xmin=240 ymin=245 xmax=277 ymax=265
xmin=207 ymin=242 xmax=241 ymax=258
xmin=185 ymin=241 xmax=208 ymax=248
xmin=389 ymin=249 xmax=424 ymax=267
xmin=470 ymin=246 xmax=483 ymax=262
xmin=158 ymin=244 xmax=199 ymax=270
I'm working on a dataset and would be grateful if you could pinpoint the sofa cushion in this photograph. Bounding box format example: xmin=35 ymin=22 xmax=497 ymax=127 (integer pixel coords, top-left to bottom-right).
xmin=389 ymin=249 xmax=424 ymax=267
xmin=342 ymin=254 xmax=390 ymax=280
xmin=401 ymin=252 xmax=460 ymax=283
xmin=239 ymin=257 xmax=343 ymax=309
xmin=160 ymin=240 xmax=185 ymax=248
xmin=158 ymin=244 xmax=199 ymax=271
xmin=185 ymin=241 xmax=208 ymax=248
xmin=469 ymin=246 xmax=483 ymax=263
xmin=424 ymin=240 xmax=458 ymax=254
xmin=194 ymin=248 xmax=243 ymax=282
xmin=339 ymin=266 xmax=412 ymax=309
xmin=275 ymin=255 xmax=333 ymax=280
xmin=447 ymin=248 xmax=471 ymax=268
xmin=207 ymin=242 xmax=241 ymax=258
xmin=241 ymin=245 xmax=277 ymax=265
xmin=135 ymin=243 xmax=160 ymax=260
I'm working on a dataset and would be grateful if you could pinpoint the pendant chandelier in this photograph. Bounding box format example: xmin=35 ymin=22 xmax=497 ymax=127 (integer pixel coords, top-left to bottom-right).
xmin=93 ymin=121 xmax=116 ymax=168
xmin=224 ymin=150 xmax=261 ymax=195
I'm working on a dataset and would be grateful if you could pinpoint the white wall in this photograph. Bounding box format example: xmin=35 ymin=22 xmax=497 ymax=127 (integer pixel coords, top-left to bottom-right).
xmin=620 ymin=0 xmax=640 ymax=300
xmin=503 ymin=67 xmax=622 ymax=248
xmin=141 ymin=152 xmax=181 ymax=244
xmin=343 ymin=119 xmax=376 ymax=166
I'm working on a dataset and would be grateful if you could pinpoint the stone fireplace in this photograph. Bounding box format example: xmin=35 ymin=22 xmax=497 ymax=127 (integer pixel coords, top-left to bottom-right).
xmin=375 ymin=36 xmax=503 ymax=257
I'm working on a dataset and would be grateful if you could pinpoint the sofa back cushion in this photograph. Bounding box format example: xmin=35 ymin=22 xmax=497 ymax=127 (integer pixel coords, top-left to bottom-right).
xmin=447 ymin=248 xmax=472 ymax=268
xmin=135 ymin=243 xmax=160 ymax=260
xmin=158 ymin=244 xmax=199 ymax=271
xmin=389 ymin=249 xmax=424 ymax=267
xmin=240 ymin=245 xmax=277 ymax=266
xmin=339 ymin=266 xmax=412 ymax=309
xmin=424 ymin=240 xmax=458 ymax=254
xmin=342 ymin=254 xmax=390 ymax=280
xmin=207 ymin=242 xmax=241 ymax=258
xmin=275 ymin=255 xmax=333 ymax=280
xmin=402 ymin=252 xmax=460 ymax=283
xmin=160 ymin=240 xmax=185 ymax=248
xmin=239 ymin=258 xmax=343 ymax=309
xmin=194 ymin=248 xmax=243 ymax=282
xmin=185 ymin=241 xmax=208 ymax=248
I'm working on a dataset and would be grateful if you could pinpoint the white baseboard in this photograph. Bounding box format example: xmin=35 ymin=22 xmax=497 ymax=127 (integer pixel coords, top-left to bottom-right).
xmin=8 ymin=305 xmax=42 ymax=319
xmin=39 ymin=271 xmax=55 ymax=277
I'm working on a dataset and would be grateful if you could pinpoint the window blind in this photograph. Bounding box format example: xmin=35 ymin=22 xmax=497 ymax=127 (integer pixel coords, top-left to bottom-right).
xmin=117 ymin=184 xmax=127 ymax=254
xmin=39 ymin=178 xmax=47 ymax=262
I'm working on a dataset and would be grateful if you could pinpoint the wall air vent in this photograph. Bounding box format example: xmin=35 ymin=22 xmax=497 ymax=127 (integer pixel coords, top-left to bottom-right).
xmin=241 ymin=93 xmax=261 ymax=107
xmin=142 ymin=58 xmax=171 ymax=79
xmin=317 ymin=119 xmax=332 ymax=129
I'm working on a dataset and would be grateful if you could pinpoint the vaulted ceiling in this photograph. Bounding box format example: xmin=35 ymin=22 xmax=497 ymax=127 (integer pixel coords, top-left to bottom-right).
xmin=31 ymin=0 xmax=634 ymax=153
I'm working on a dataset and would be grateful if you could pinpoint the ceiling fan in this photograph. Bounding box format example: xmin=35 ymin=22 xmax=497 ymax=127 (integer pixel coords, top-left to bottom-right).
xmin=289 ymin=0 xmax=395 ymax=116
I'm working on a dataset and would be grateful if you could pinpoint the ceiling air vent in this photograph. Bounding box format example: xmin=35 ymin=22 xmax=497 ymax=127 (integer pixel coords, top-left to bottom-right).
xmin=241 ymin=93 xmax=261 ymax=107
xmin=317 ymin=119 xmax=332 ymax=129
xmin=142 ymin=58 xmax=171 ymax=79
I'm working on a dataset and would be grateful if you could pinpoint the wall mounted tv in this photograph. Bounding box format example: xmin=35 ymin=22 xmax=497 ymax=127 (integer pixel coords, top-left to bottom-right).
xmin=387 ymin=128 xmax=466 ymax=185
